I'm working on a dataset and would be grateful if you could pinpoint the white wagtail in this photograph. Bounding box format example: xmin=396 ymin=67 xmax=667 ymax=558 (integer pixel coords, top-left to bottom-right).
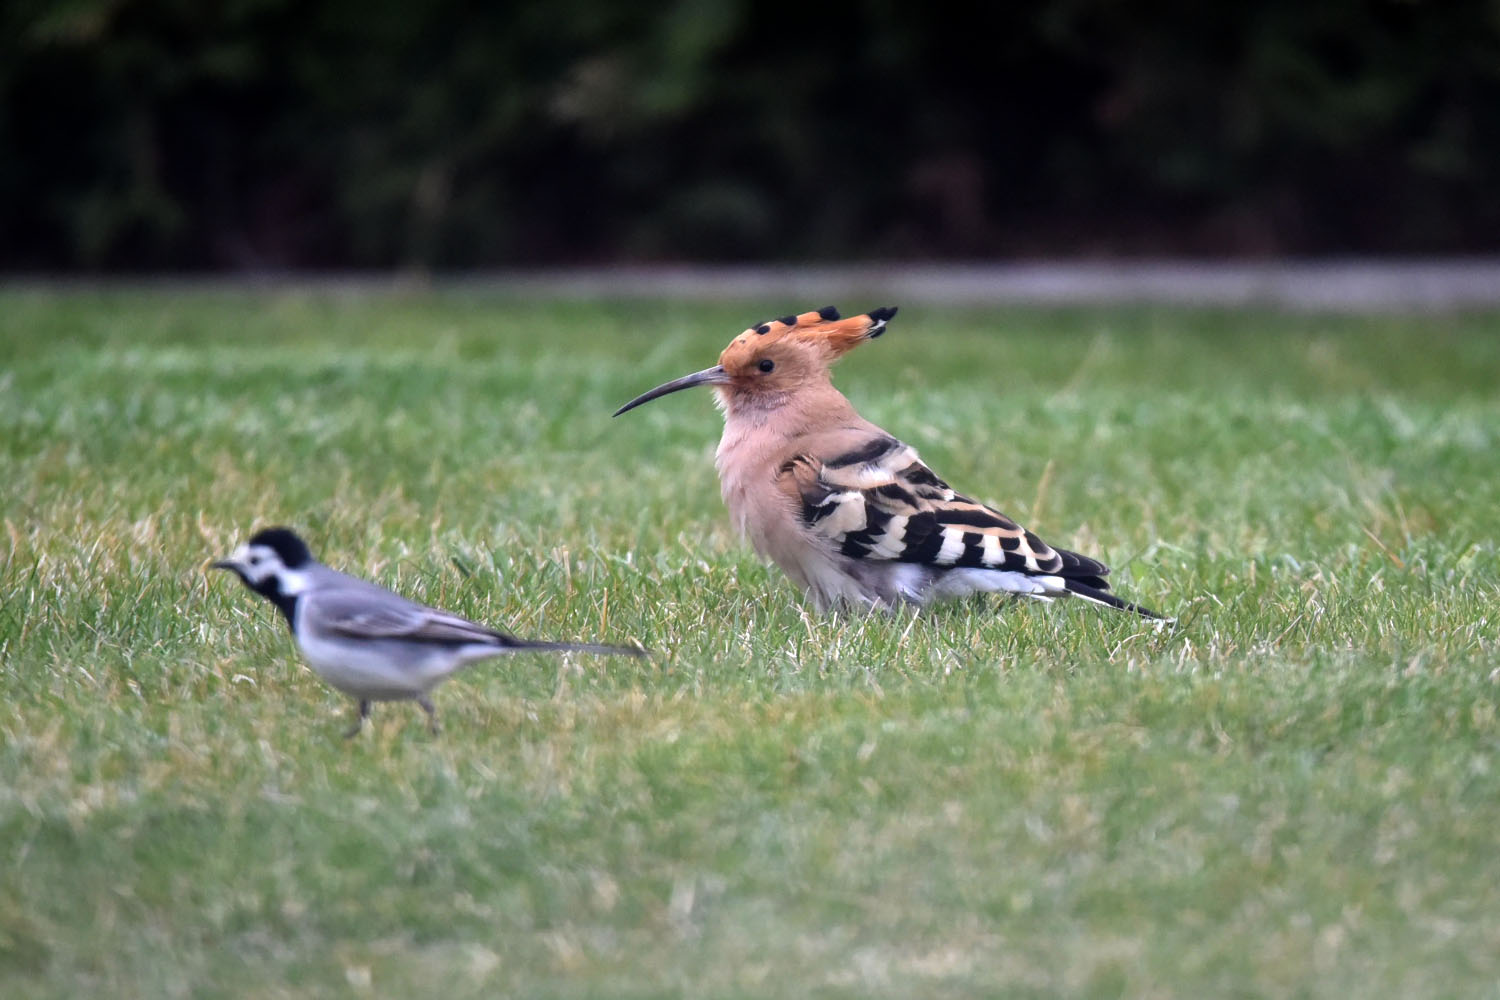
xmin=213 ymin=527 xmax=645 ymax=736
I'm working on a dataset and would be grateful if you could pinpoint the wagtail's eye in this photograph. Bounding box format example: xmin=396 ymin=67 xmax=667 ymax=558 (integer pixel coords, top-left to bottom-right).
xmin=758 ymin=359 xmax=775 ymax=373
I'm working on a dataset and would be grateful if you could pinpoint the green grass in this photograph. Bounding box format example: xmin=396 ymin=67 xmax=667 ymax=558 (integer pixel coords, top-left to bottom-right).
xmin=2 ymin=289 xmax=1499 ymax=998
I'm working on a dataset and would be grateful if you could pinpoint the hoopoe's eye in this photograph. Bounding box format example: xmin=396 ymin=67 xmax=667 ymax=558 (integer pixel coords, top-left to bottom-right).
xmin=758 ymin=359 xmax=775 ymax=373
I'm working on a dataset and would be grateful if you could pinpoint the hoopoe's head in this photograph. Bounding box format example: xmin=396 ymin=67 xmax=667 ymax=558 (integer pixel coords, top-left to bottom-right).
xmin=613 ymin=306 xmax=896 ymax=418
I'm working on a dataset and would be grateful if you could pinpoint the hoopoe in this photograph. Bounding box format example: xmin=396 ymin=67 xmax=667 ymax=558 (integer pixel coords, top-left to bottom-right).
xmin=614 ymin=306 xmax=1168 ymax=620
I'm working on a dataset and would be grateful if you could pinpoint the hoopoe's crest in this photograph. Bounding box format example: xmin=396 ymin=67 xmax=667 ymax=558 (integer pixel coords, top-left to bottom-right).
xmin=613 ymin=306 xmax=1169 ymax=620
xmin=719 ymin=305 xmax=897 ymax=369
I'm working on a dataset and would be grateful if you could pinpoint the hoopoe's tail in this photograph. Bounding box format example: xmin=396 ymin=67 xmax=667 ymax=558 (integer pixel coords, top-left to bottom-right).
xmin=1061 ymin=579 xmax=1173 ymax=625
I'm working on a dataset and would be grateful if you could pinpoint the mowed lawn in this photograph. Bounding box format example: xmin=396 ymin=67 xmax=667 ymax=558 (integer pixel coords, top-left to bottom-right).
xmin=2 ymin=289 xmax=1498 ymax=998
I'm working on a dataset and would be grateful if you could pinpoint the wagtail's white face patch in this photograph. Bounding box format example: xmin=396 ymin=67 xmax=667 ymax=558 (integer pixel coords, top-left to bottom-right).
xmin=221 ymin=542 xmax=286 ymax=586
xmin=215 ymin=543 xmax=314 ymax=595
xmin=275 ymin=565 xmax=313 ymax=596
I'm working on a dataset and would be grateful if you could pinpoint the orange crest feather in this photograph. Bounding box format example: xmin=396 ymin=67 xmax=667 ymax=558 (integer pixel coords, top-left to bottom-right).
xmin=718 ymin=306 xmax=897 ymax=367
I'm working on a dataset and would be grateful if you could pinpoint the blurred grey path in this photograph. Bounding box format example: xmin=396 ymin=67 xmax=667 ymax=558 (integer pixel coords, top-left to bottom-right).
xmin=10 ymin=259 xmax=1500 ymax=312
xmin=477 ymin=260 xmax=1500 ymax=312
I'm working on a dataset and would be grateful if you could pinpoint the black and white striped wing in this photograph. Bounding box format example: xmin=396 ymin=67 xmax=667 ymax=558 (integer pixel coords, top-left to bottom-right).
xmin=780 ymin=434 xmax=1110 ymax=583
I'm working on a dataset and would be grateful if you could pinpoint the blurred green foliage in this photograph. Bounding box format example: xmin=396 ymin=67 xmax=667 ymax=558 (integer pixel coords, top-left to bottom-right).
xmin=3 ymin=0 xmax=1499 ymax=268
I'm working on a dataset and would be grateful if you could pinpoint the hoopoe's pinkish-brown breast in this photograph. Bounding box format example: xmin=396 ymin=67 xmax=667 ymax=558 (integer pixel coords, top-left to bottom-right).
xmin=712 ymin=385 xmax=897 ymax=606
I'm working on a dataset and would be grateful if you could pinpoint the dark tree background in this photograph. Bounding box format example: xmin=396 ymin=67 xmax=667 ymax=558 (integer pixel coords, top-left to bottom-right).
xmin=3 ymin=0 xmax=1499 ymax=270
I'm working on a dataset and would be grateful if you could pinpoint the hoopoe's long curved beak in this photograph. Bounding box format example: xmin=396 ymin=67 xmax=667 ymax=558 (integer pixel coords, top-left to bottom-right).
xmin=613 ymin=366 xmax=730 ymax=416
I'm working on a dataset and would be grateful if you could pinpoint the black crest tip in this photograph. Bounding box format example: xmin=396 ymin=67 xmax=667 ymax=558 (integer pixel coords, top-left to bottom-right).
xmin=247 ymin=526 xmax=314 ymax=568
xmin=817 ymin=305 xmax=841 ymax=321
xmin=777 ymin=314 xmax=798 ymax=326
xmin=866 ymin=305 xmax=898 ymax=338
xmin=754 ymin=323 xmax=771 ymax=335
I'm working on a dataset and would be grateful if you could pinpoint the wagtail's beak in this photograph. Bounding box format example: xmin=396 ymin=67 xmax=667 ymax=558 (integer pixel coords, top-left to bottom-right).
xmin=211 ymin=559 xmax=237 ymax=571
xmin=613 ymin=366 xmax=730 ymax=417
